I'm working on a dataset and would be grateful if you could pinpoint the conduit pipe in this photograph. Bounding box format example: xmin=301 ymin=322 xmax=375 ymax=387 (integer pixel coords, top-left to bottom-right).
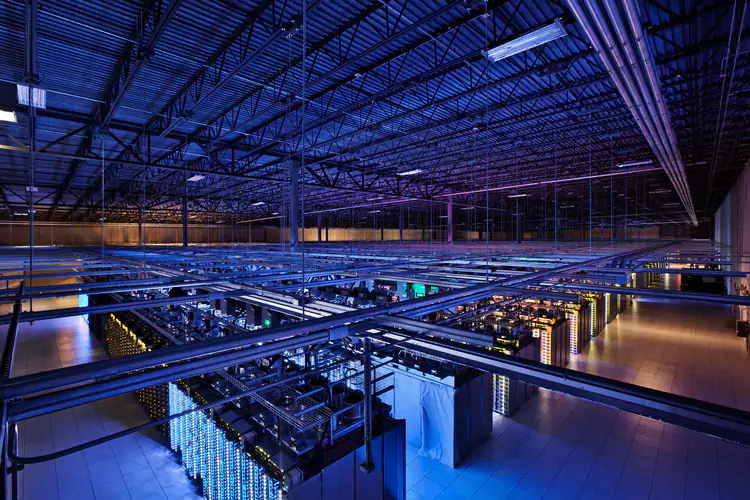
xmin=565 ymin=0 xmax=697 ymax=224
xmin=2 ymin=245 xmax=665 ymax=403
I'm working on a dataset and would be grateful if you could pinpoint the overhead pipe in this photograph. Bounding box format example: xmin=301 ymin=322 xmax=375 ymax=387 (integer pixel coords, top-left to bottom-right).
xmin=0 ymin=250 xmax=623 ymax=397
xmin=565 ymin=0 xmax=697 ymax=224
xmin=8 ymin=331 xmax=329 ymax=421
xmin=605 ymin=0 xmax=693 ymax=205
xmin=2 ymin=245 xmax=666 ymax=405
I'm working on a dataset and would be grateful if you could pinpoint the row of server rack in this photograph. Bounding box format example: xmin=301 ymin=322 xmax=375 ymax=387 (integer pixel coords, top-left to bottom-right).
xmin=490 ymin=290 xmax=627 ymax=416
xmin=95 ymin=303 xmax=406 ymax=500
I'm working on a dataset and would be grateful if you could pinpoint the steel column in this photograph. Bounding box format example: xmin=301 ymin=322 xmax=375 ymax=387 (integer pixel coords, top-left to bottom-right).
xmin=360 ymin=337 xmax=375 ymax=473
xmin=289 ymin=161 xmax=299 ymax=252
xmin=182 ymin=177 xmax=188 ymax=247
xmin=447 ymin=196 xmax=453 ymax=245
xmin=399 ymin=206 xmax=404 ymax=243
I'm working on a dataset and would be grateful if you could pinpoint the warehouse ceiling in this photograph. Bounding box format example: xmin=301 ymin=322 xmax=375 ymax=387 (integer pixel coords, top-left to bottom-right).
xmin=0 ymin=0 xmax=748 ymax=227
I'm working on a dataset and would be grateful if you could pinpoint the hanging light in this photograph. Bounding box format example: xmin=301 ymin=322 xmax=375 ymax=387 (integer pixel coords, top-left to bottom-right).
xmin=396 ymin=168 xmax=423 ymax=176
xmin=484 ymin=20 xmax=567 ymax=63
xmin=617 ymin=160 xmax=653 ymax=168
xmin=0 ymin=109 xmax=17 ymax=123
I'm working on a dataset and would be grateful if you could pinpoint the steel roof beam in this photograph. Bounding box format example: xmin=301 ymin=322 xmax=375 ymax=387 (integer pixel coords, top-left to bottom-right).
xmin=154 ymin=0 xmax=287 ymax=138
xmin=100 ymin=0 xmax=185 ymax=127
xmin=69 ymin=0 xmax=284 ymax=217
xmin=111 ymin=0 xmax=495 ymax=213
xmin=49 ymin=0 xmax=184 ymax=217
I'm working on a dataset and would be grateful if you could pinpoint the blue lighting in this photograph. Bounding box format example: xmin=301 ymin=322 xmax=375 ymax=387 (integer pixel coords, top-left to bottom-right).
xmin=168 ymin=383 xmax=282 ymax=500
xmin=79 ymin=293 xmax=89 ymax=323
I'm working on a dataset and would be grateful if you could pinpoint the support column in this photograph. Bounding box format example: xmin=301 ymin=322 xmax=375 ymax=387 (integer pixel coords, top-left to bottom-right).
xmin=360 ymin=337 xmax=375 ymax=473
xmin=26 ymin=0 xmax=38 ymax=303
xmin=317 ymin=213 xmax=322 ymax=243
xmin=447 ymin=196 xmax=454 ymax=245
xmin=138 ymin=202 xmax=145 ymax=247
xmin=182 ymin=186 xmax=188 ymax=247
xmin=289 ymin=161 xmax=299 ymax=252
xmin=399 ymin=206 xmax=404 ymax=243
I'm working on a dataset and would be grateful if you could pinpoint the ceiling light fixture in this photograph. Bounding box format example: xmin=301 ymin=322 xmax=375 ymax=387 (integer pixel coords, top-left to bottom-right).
xmin=396 ymin=168 xmax=423 ymax=176
xmin=251 ymin=201 xmax=265 ymax=206
xmin=186 ymin=174 xmax=205 ymax=182
xmin=617 ymin=160 xmax=653 ymax=168
xmin=0 ymin=109 xmax=17 ymax=123
xmin=16 ymin=84 xmax=46 ymax=109
xmin=484 ymin=20 xmax=566 ymax=63
xmin=507 ymin=193 xmax=529 ymax=198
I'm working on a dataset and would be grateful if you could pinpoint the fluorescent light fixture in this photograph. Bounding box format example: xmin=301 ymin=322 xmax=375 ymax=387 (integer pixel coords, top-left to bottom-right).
xmin=272 ymin=212 xmax=280 ymax=215
xmin=16 ymin=84 xmax=46 ymax=109
xmin=461 ymin=206 xmax=474 ymax=211
xmin=617 ymin=160 xmax=653 ymax=168
xmin=366 ymin=196 xmax=383 ymax=201
xmin=396 ymin=168 xmax=423 ymax=176
xmin=0 ymin=109 xmax=17 ymax=123
xmin=649 ymin=188 xmax=671 ymax=194
xmin=251 ymin=201 xmax=265 ymax=206
xmin=507 ymin=193 xmax=529 ymax=198
xmin=369 ymin=210 xmax=381 ymax=214
xmin=663 ymin=202 xmax=680 ymax=207
xmin=13 ymin=211 xmax=28 ymax=216
xmin=186 ymin=174 xmax=205 ymax=182
xmin=484 ymin=20 xmax=566 ymax=63
xmin=559 ymin=204 xmax=574 ymax=209
xmin=439 ymin=215 xmax=448 ymax=219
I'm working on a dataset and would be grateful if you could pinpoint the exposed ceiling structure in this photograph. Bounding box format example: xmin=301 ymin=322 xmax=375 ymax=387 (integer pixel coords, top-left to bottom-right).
xmin=0 ymin=0 xmax=748 ymax=228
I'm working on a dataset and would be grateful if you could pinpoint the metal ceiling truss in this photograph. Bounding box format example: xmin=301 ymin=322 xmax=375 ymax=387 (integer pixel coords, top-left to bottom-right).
xmin=0 ymin=0 xmax=748 ymax=226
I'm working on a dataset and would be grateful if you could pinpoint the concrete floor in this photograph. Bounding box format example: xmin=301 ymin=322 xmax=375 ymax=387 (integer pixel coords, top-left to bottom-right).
xmin=406 ymin=389 xmax=750 ymax=500
xmin=4 ymin=311 xmax=202 ymax=500
xmin=569 ymin=275 xmax=750 ymax=411
xmin=5 ymin=281 xmax=750 ymax=500
xmin=406 ymin=283 xmax=750 ymax=500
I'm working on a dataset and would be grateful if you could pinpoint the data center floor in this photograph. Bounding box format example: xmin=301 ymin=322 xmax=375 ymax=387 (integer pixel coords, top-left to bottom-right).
xmin=569 ymin=275 xmax=749 ymax=411
xmin=5 ymin=311 xmax=202 ymax=500
xmin=406 ymin=283 xmax=750 ymax=500
xmin=6 ymin=286 xmax=750 ymax=500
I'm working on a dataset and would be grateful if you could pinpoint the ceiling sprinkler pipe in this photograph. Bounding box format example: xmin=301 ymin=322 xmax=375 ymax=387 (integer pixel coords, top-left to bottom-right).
xmin=615 ymin=1 xmax=694 ymax=222
xmin=621 ymin=0 xmax=695 ymax=214
xmin=566 ymin=0 xmax=697 ymax=225
xmin=590 ymin=1 xmax=683 ymax=200
xmin=595 ymin=1 xmax=686 ymax=199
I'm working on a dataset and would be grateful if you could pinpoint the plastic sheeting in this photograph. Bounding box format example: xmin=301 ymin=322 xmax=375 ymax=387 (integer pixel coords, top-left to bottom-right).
xmin=384 ymin=367 xmax=492 ymax=467
xmin=419 ymin=381 xmax=454 ymax=464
